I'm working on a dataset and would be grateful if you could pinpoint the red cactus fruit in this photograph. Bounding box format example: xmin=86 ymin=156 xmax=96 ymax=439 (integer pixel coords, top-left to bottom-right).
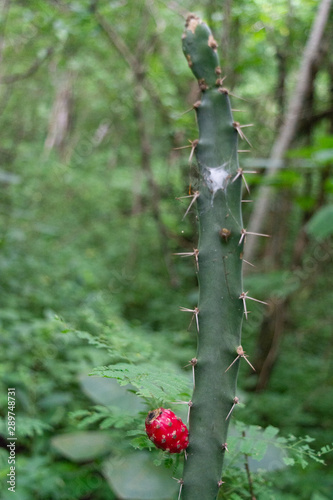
xmin=145 ymin=408 xmax=189 ymax=453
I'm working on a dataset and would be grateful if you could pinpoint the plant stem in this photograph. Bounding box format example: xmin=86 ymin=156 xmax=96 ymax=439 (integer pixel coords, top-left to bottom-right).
xmin=181 ymin=15 xmax=244 ymax=499
xmin=242 ymin=431 xmax=256 ymax=500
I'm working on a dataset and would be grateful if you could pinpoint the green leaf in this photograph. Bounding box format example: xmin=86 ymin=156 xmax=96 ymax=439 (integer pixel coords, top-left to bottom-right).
xmin=319 ymin=444 xmax=333 ymax=455
xmin=51 ymin=431 xmax=114 ymax=462
xmin=313 ymin=148 xmax=333 ymax=165
xmin=244 ymin=270 xmax=299 ymax=299
xmin=283 ymin=457 xmax=295 ymax=466
xmin=103 ymin=451 xmax=178 ymax=499
xmin=91 ymin=362 xmax=191 ymax=405
xmin=262 ymin=425 xmax=279 ymax=439
xmin=130 ymin=435 xmax=154 ymax=451
xmin=16 ymin=416 xmax=52 ymax=438
xmin=306 ymin=205 xmax=333 ymax=240
xmin=80 ymin=375 xmax=145 ymax=411
xmin=227 ymin=423 xmax=285 ymax=469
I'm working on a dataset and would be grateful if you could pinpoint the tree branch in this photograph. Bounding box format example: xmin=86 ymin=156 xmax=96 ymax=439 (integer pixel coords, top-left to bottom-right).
xmin=299 ymin=107 xmax=333 ymax=131
xmin=245 ymin=0 xmax=333 ymax=262
xmin=0 ymin=47 xmax=54 ymax=84
xmin=0 ymin=0 xmax=11 ymax=68
xmin=242 ymin=431 xmax=256 ymax=500
xmin=93 ymin=5 xmax=177 ymax=283
xmin=94 ymin=9 xmax=170 ymax=125
xmin=94 ymin=11 xmax=138 ymax=71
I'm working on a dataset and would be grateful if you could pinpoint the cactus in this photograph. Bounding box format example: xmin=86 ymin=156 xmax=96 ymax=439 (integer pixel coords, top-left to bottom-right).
xmin=179 ymin=15 xmax=248 ymax=499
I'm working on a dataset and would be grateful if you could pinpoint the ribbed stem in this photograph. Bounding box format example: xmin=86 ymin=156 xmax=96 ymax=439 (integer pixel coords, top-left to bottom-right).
xmin=181 ymin=16 xmax=244 ymax=499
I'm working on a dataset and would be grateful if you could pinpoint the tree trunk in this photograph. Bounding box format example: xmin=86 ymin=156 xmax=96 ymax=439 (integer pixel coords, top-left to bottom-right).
xmin=245 ymin=0 xmax=333 ymax=263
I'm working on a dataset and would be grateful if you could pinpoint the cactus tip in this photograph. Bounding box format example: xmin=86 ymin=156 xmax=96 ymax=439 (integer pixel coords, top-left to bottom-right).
xmin=185 ymin=14 xmax=201 ymax=33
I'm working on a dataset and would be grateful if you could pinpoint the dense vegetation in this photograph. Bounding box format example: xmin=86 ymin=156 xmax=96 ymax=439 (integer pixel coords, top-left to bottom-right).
xmin=0 ymin=1 xmax=332 ymax=499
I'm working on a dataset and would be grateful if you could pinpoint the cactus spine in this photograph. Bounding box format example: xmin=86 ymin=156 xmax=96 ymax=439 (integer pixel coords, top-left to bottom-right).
xmin=181 ymin=16 xmax=245 ymax=499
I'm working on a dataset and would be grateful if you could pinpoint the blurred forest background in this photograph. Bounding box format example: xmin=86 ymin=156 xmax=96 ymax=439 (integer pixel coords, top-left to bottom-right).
xmin=0 ymin=0 xmax=333 ymax=499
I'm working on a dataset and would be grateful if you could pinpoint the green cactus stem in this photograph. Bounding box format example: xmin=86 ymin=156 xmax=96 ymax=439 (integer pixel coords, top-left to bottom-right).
xmin=181 ymin=15 xmax=245 ymax=499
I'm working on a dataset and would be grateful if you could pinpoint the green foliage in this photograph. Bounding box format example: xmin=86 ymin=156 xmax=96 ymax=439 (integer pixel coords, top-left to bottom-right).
xmin=306 ymin=205 xmax=333 ymax=240
xmin=219 ymin=422 xmax=333 ymax=499
xmin=92 ymin=363 xmax=191 ymax=406
xmin=0 ymin=0 xmax=332 ymax=498
xmin=230 ymin=421 xmax=332 ymax=469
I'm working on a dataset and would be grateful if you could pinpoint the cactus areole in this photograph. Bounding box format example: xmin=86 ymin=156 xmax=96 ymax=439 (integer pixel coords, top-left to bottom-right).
xmin=181 ymin=15 xmax=244 ymax=499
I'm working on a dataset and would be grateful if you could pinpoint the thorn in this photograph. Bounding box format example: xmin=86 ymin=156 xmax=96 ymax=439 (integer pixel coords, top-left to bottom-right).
xmin=176 ymin=108 xmax=194 ymax=118
xmin=239 ymin=229 xmax=247 ymax=245
xmin=225 ymin=397 xmax=239 ymax=421
xmin=233 ymin=169 xmax=251 ymax=192
xmin=174 ymin=139 xmax=198 ymax=163
xmin=239 ymin=291 xmax=268 ymax=319
xmin=176 ymin=193 xmax=196 ymax=200
xmin=185 ymin=358 xmax=197 ymax=389
xmin=240 ymin=291 xmax=249 ymax=319
xmin=173 ymin=400 xmax=192 ymax=405
xmin=222 ymin=443 xmax=229 ymax=452
xmin=233 ymin=122 xmax=253 ymax=147
xmin=225 ymin=345 xmax=256 ymax=373
xmin=238 ymin=150 xmax=251 ymax=153
xmin=224 ymin=355 xmax=239 ymax=372
xmin=243 ymin=259 xmax=255 ymax=267
xmin=231 ymin=109 xmax=244 ymax=112
xmin=184 ymin=357 xmax=197 ymax=368
xmin=188 ymin=139 xmax=198 ymax=163
xmin=216 ymin=75 xmax=227 ymax=86
xmin=187 ymin=400 xmax=193 ymax=423
xmin=177 ymin=101 xmax=201 ymax=117
xmin=241 ymin=199 xmax=253 ymax=203
xmin=173 ymin=139 xmax=195 ymax=151
xmin=218 ymin=88 xmax=247 ymax=101
xmin=174 ymin=400 xmax=193 ymax=424
xmin=232 ymin=168 xmax=257 ymax=193
xmin=179 ymin=306 xmax=199 ymax=332
xmin=173 ymin=477 xmax=184 ymax=484
xmin=176 ymin=191 xmax=200 ymax=219
xmin=239 ymin=228 xmax=270 ymax=245
xmin=173 ymin=248 xmax=199 ymax=270
xmin=173 ymin=478 xmax=184 ymax=500
xmin=183 ymin=191 xmax=199 ymax=219
xmin=217 ymin=479 xmax=225 ymax=487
